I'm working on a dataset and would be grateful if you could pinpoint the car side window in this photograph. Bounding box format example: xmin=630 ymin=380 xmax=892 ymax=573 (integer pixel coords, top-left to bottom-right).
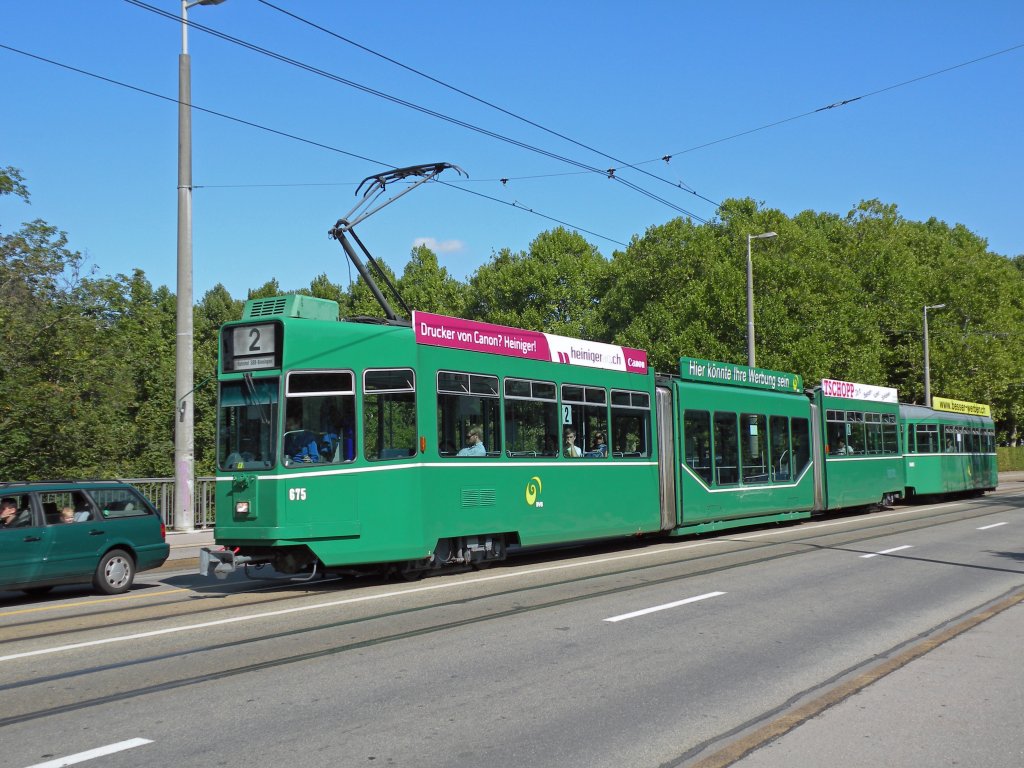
xmin=38 ymin=490 xmax=94 ymax=525
xmin=1 ymin=492 xmax=37 ymax=528
xmin=86 ymin=488 xmax=150 ymax=519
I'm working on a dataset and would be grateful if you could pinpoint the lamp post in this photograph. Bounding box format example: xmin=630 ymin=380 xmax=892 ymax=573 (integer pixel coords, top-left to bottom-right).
xmin=745 ymin=231 xmax=778 ymax=368
xmin=923 ymin=303 xmax=946 ymax=407
xmin=176 ymin=0 xmax=226 ymax=532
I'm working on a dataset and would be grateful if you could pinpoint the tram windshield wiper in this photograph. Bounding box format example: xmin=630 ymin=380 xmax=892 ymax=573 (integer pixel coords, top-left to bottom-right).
xmin=243 ymin=372 xmax=271 ymax=426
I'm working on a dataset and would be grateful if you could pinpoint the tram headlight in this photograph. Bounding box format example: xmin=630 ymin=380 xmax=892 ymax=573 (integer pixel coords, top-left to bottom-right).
xmin=235 ymin=501 xmax=250 ymax=515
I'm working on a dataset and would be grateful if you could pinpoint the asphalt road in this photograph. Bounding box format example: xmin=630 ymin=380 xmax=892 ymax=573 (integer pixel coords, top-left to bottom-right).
xmin=1 ymin=486 xmax=1021 ymax=768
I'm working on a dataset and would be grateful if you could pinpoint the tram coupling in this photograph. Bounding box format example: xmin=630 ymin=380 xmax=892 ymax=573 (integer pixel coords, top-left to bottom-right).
xmin=199 ymin=547 xmax=255 ymax=579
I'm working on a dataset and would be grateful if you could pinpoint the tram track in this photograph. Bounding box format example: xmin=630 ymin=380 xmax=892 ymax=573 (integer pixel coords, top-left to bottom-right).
xmin=1 ymin=493 xmax=1019 ymax=729
xmin=0 ymin=577 xmax=353 ymax=640
xmin=1 ymin=493 xmax=1018 ymax=646
xmin=1 ymin=492 xmax=1011 ymax=646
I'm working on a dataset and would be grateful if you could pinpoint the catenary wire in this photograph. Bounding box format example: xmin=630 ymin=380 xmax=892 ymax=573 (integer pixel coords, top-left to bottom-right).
xmin=253 ymin=0 xmax=720 ymax=208
xmin=652 ymin=41 xmax=1024 ymax=162
xmin=0 ymin=42 xmax=627 ymax=248
xmin=122 ymin=0 xmax=707 ymax=222
xmin=177 ymin=11 xmax=1024 ymax=209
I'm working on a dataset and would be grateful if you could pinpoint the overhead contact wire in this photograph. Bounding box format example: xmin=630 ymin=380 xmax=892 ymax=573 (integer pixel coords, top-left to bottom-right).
xmin=0 ymin=42 xmax=626 ymax=247
xmin=124 ymin=0 xmax=706 ymax=221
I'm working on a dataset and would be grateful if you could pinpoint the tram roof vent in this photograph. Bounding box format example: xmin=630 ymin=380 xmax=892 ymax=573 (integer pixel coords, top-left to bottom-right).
xmin=242 ymin=295 xmax=339 ymax=322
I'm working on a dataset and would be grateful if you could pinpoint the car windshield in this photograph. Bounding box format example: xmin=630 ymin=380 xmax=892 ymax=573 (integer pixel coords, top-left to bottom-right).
xmin=218 ymin=377 xmax=279 ymax=471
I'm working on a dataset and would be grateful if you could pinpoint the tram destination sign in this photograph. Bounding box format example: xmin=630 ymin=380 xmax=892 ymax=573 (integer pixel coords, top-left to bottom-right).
xmin=413 ymin=311 xmax=648 ymax=375
xmin=222 ymin=322 xmax=281 ymax=372
xmin=932 ymin=396 xmax=991 ymax=417
xmin=679 ymin=357 xmax=803 ymax=393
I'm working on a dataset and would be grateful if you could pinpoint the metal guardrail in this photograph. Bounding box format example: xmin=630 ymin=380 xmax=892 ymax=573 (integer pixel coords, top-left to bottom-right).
xmin=123 ymin=477 xmax=217 ymax=529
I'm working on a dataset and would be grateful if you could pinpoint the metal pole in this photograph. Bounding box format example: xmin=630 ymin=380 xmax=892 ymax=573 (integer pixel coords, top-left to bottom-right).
xmin=744 ymin=232 xmax=776 ymax=369
xmin=746 ymin=234 xmax=755 ymax=368
xmin=922 ymin=305 xmax=930 ymax=406
xmin=923 ymin=303 xmax=946 ymax=407
xmin=174 ymin=0 xmax=195 ymax=531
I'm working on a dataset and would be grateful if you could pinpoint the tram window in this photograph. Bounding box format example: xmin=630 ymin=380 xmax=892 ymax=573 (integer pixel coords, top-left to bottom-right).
xmin=283 ymin=371 xmax=356 ymax=466
xmin=941 ymin=425 xmax=958 ymax=453
xmin=713 ymin=412 xmax=739 ymax=485
xmin=915 ymin=424 xmax=939 ymax=453
xmin=881 ymin=413 xmax=898 ymax=455
xmin=504 ymin=378 xmax=558 ymax=458
xmin=437 ymin=370 xmax=500 ymax=458
xmin=363 ymin=368 xmax=416 ymax=461
xmin=684 ymin=410 xmax=712 ymax=483
xmin=825 ymin=411 xmax=849 ymax=456
xmin=969 ymin=429 xmax=981 ymax=453
xmin=865 ymin=412 xmax=883 ymax=455
xmin=610 ymin=389 xmax=650 ymax=459
xmin=741 ymin=413 xmax=769 ymax=484
xmin=561 ymin=384 xmax=608 ymax=459
xmin=791 ymin=418 xmax=811 ymax=476
xmin=845 ymin=411 xmax=866 ymax=454
xmin=769 ymin=415 xmax=791 ymax=482
xmin=218 ymin=377 xmax=278 ymax=471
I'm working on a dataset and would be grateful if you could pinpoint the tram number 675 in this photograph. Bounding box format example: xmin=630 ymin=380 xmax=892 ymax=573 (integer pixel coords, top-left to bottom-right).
xmin=289 ymin=488 xmax=307 ymax=501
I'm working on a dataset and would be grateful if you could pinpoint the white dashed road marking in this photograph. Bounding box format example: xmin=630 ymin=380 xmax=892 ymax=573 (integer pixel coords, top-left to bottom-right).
xmin=604 ymin=591 xmax=726 ymax=623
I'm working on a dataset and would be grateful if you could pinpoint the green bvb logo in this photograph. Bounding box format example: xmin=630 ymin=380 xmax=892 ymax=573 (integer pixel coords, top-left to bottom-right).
xmin=525 ymin=476 xmax=543 ymax=507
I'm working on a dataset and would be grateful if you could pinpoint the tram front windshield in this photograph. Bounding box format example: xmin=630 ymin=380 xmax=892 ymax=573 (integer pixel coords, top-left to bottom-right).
xmin=218 ymin=377 xmax=279 ymax=471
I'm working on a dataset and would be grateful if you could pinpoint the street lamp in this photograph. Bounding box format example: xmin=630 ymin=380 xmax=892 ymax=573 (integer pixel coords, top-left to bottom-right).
xmin=176 ymin=0 xmax=226 ymax=532
xmin=745 ymin=231 xmax=778 ymax=368
xmin=923 ymin=303 xmax=946 ymax=407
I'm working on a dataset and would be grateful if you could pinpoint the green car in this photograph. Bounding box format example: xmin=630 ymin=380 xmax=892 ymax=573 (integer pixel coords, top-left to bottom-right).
xmin=0 ymin=480 xmax=170 ymax=596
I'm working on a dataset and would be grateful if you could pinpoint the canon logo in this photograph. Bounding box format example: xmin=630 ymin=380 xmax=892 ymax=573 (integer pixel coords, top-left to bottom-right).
xmin=627 ymin=358 xmax=646 ymax=369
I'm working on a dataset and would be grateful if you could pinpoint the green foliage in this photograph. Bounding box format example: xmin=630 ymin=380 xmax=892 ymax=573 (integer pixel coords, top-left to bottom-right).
xmin=997 ymin=447 xmax=1024 ymax=471
xmin=1 ymin=165 xmax=30 ymax=204
xmin=398 ymin=245 xmax=467 ymax=317
xmin=3 ymin=163 xmax=1024 ymax=482
xmin=345 ymin=258 xmax=402 ymax=318
xmin=466 ymin=228 xmax=608 ymax=338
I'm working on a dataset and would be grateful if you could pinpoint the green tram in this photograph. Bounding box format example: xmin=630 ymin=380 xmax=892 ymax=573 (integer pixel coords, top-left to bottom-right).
xmin=900 ymin=398 xmax=997 ymax=497
xmin=208 ymin=295 xmax=663 ymax=577
xmin=814 ymin=379 xmax=904 ymax=510
xmin=669 ymin=358 xmax=815 ymax=531
xmin=202 ymin=295 xmax=995 ymax=579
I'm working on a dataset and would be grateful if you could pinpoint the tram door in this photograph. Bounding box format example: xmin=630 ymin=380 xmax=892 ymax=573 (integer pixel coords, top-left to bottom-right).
xmin=809 ymin=402 xmax=826 ymax=511
xmin=655 ymin=385 xmax=677 ymax=531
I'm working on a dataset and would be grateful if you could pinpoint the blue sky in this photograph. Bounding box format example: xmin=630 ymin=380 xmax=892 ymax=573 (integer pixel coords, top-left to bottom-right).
xmin=2 ymin=1 xmax=1022 ymax=301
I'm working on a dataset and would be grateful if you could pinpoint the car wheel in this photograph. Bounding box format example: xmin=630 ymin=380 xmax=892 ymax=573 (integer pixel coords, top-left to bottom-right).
xmin=94 ymin=549 xmax=135 ymax=594
xmin=22 ymin=586 xmax=54 ymax=597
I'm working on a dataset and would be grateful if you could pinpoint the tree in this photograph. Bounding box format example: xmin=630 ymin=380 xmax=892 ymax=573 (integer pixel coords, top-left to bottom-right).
xmin=398 ymin=245 xmax=467 ymax=317
xmin=466 ymin=228 xmax=608 ymax=338
xmin=0 ymin=165 xmax=29 ymax=203
xmin=194 ymin=284 xmax=244 ymax=474
xmin=344 ymin=258 xmax=404 ymax=318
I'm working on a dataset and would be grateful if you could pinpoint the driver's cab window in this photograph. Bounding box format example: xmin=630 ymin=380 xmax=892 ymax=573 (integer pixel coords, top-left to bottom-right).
xmin=283 ymin=371 xmax=357 ymax=467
